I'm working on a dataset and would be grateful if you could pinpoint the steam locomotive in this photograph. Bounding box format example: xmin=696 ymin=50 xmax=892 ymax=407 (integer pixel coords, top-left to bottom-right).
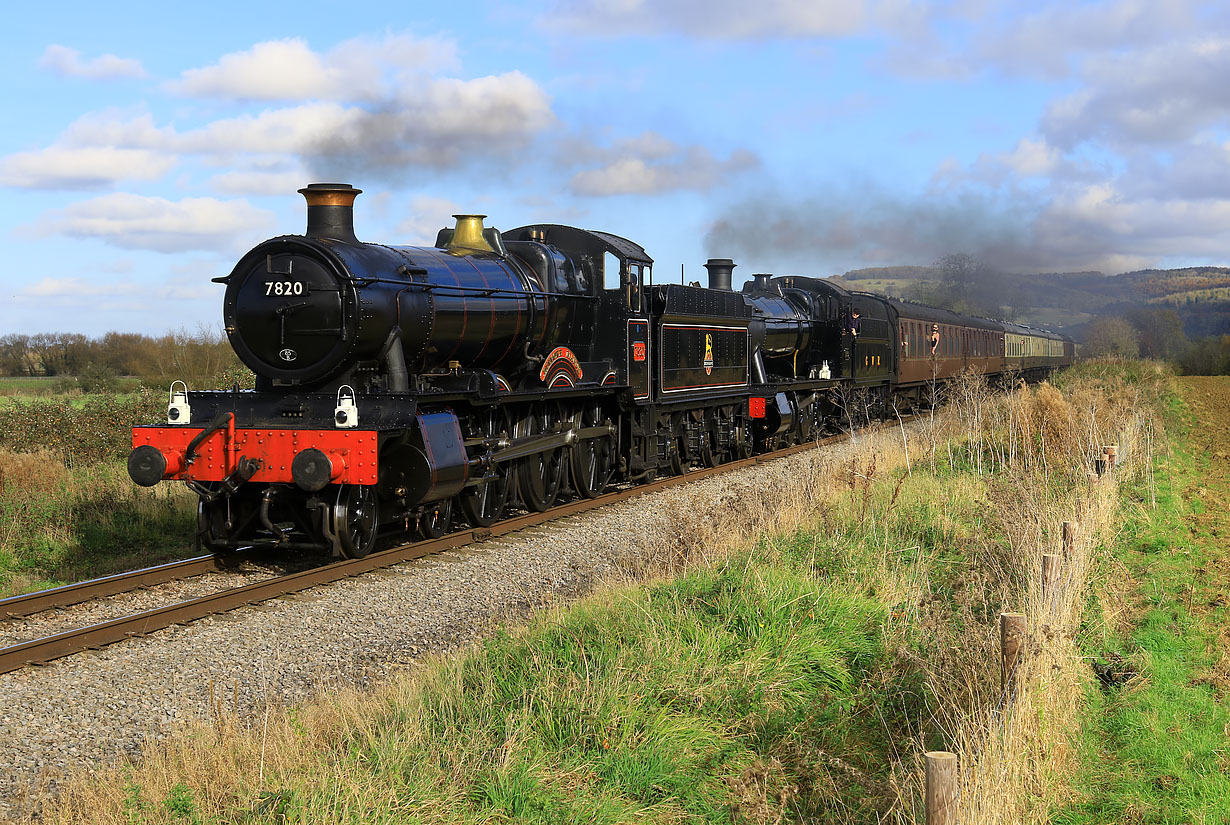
xmin=127 ymin=183 xmax=1073 ymax=558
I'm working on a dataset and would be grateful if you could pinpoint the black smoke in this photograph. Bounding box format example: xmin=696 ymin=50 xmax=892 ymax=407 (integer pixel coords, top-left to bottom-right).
xmin=702 ymin=181 xmax=1054 ymax=277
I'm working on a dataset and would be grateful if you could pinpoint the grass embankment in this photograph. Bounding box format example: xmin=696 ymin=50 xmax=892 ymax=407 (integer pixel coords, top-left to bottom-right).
xmin=33 ymin=361 xmax=1163 ymax=824
xmin=0 ymin=391 xmax=195 ymax=596
xmin=1058 ymin=375 xmax=1230 ymax=823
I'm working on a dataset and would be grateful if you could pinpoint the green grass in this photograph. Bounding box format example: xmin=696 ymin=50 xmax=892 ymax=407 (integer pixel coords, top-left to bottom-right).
xmin=1058 ymin=384 xmax=1230 ymax=824
xmin=96 ymin=463 xmax=1021 ymax=825
xmin=255 ymin=520 xmax=930 ymax=822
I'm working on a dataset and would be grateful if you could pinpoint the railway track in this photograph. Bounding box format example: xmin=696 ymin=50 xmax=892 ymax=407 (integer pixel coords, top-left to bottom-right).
xmin=0 ymin=422 xmax=895 ymax=676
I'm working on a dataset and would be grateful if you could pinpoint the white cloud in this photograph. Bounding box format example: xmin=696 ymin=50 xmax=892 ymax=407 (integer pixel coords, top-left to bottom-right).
xmin=38 ymin=44 xmax=146 ymax=80
xmin=4 ymin=64 xmax=555 ymax=190
xmin=570 ymin=137 xmax=759 ymax=195
xmin=999 ymin=138 xmax=1063 ymax=178
xmin=169 ymin=33 xmax=458 ymax=101
xmin=934 ymin=137 xmax=1076 ymax=190
xmin=1118 ymin=141 xmax=1230 ymax=200
xmin=970 ymin=0 xmax=1203 ymax=80
xmin=209 ymin=169 xmax=310 ymax=196
xmin=545 ymin=0 xmax=877 ymax=39
xmin=395 ymin=196 xmax=463 ymax=244
xmin=61 ymin=111 xmax=173 ymax=147
xmin=179 ymin=103 xmax=363 ymax=155
xmin=0 ymin=146 xmax=176 ymax=189
xmin=307 ymin=72 xmax=555 ymax=176
xmin=1042 ymin=36 xmax=1230 ymax=148
xmin=26 ymin=194 xmax=276 ymax=253
xmin=23 ymin=276 xmax=122 ymax=297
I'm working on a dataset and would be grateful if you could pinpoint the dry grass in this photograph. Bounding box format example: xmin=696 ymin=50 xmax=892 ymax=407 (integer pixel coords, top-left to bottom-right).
xmin=0 ymin=447 xmax=195 ymax=595
xmin=892 ymin=366 xmax=1163 ymax=825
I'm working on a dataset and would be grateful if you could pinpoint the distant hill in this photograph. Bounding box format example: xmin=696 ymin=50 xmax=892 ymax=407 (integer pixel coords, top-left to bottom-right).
xmin=841 ymin=266 xmax=939 ymax=281
xmin=828 ymin=265 xmax=1230 ymax=338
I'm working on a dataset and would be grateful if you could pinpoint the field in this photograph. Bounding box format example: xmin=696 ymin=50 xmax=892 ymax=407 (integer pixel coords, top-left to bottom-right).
xmin=22 ymin=360 xmax=1213 ymax=824
xmin=1058 ymin=375 xmax=1230 ymax=822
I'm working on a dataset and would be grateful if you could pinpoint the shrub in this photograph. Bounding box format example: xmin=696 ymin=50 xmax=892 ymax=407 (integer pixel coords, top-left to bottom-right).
xmin=77 ymin=362 xmax=121 ymax=393
xmin=0 ymin=391 xmax=163 ymax=465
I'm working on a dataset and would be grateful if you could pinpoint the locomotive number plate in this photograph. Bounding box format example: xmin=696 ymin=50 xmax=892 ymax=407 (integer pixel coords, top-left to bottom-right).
xmin=264 ymin=280 xmax=305 ymax=296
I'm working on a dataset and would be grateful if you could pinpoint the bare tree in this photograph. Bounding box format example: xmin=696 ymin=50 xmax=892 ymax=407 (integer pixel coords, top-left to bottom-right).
xmin=1083 ymin=317 xmax=1139 ymax=358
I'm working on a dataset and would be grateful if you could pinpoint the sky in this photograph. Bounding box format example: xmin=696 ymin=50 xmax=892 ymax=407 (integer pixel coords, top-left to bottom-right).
xmin=2 ymin=0 xmax=1229 ymax=336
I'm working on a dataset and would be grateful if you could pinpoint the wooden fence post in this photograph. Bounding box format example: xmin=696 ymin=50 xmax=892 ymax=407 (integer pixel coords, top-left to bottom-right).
xmin=1000 ymin=612 xmax=1027 ymax=698
xmin=925 ymin=751 xmax=958 ymax=825
xmin=1061 ymin=520 xmax=1075 ymax=558
xmin=1042 ymin=553 xmax=1061 ymax=597
xmin=1105 ymin=444 xmax=1118 ymax=469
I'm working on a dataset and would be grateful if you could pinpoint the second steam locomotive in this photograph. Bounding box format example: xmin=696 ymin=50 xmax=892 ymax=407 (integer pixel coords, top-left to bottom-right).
xmin=128 ymin=183 xmax=1073 ymax=557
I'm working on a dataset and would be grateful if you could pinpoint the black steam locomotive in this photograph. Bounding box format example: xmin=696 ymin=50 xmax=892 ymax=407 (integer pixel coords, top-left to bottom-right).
xmin=128 ymin=183 xmax=1072 ymax=557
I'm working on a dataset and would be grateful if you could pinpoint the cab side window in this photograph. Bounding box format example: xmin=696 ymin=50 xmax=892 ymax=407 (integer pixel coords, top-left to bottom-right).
xmin=627 ymin=262 xmax=643 ymax=313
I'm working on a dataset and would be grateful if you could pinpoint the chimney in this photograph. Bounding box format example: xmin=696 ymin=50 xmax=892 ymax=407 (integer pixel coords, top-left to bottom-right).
xmin=298 ymin=183 xmax=361 ymax=243
xmin=703 ymin=258 xmax=735 ymax=291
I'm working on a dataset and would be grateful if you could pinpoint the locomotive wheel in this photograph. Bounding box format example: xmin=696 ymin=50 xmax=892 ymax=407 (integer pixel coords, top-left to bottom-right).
xmin=516 ymin=403 xmax=565 ymax=512
xmin=419 ymin=498 xmax=453 ymax=539
xmin=195 ymin=489 xmax=228 ymax=554
xmin=796 ymin=402 xmax=818 ymax=444
xmin=334 ymin=484 xmax=379 ymax=559
xmin=732 ymin=420 xmax=753 ymax=460
xmin=570 ymin=403 xmax=614 ymax=499
xmin=669 ymin=413 xmax=691 ymax=476
xmin=459 ymin=408 xmax=512 ymax=527
xmin=699 ymin=413 xmax=719 ymax=468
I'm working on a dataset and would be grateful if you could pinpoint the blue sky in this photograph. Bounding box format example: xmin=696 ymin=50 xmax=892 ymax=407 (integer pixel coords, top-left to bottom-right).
xmin=2 ymin=0 xmax=1229 ymax=336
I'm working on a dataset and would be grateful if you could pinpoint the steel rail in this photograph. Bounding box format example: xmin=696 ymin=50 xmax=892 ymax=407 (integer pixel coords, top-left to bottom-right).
xmin=0 ymin=554 xmax=251 ymax=620
xmin=0 ymin=418 xmax=903 ymax=676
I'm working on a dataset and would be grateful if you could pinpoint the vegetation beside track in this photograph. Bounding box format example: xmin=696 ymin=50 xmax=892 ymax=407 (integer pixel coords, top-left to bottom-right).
xmin=1057 ymin=375 xmax=1230 ymax=823
xmin=29 ymin=360 xmax=1174 ymax=825
xmin=0 ymin=390 xmax=196 ymax=598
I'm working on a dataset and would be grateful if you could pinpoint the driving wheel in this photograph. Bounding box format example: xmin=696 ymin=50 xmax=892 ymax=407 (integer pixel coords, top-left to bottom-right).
xmin=333 ymin=484 xmax=379 ymax=559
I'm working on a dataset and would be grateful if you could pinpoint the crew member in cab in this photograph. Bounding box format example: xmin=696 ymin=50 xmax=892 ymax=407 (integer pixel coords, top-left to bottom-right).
xmin=847 ymin=308 xmax=861 ymax=376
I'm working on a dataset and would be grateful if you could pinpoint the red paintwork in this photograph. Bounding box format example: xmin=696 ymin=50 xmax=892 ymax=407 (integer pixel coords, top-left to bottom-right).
xmin=131 ymin=427 xmax=378 ymax=485
xmin=748 ymin=397 xmax=767 ymax=419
